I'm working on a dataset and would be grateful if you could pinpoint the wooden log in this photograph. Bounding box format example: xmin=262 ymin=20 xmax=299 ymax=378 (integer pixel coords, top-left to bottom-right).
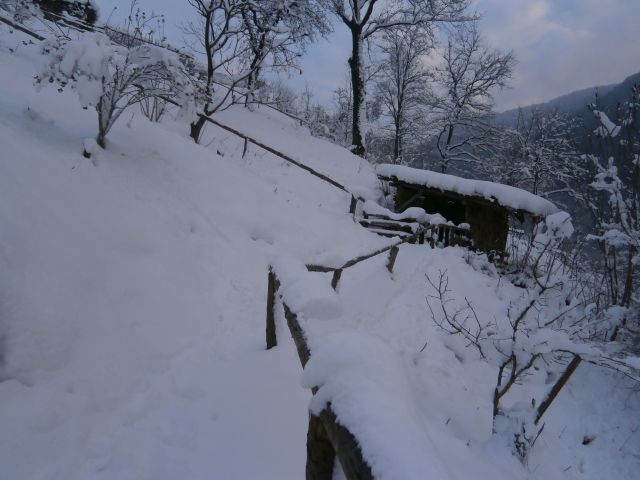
xmin=358 ymin=219 xmax=416 ymax=234
xmin=386 ymin=245 xmax=399 ymax=273
xmin=307 ymin=264 xmax=336 ymax=273
xmin=265 ymin=269 xmax=278 ymax=349
xmin=307 ymin=413 xmax=336 ymax=480
xmin=331 ymin=269 xmax=343 ymax=291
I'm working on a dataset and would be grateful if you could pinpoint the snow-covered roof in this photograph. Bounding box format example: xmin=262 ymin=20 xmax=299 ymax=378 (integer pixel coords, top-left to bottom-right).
xmin=376 ymin=164 xmax=559 ymax=217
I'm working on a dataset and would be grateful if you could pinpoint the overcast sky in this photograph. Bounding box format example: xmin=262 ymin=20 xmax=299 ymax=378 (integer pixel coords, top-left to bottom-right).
xmin=97 ymin=0 xmax=640 ymax=111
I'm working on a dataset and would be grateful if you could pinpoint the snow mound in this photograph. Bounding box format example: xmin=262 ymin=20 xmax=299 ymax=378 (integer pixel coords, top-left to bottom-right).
xmin=272 ymin=256 xmax=342 ymax=320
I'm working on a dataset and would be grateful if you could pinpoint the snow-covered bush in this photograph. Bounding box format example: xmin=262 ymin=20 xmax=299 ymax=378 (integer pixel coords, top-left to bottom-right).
xmin=426 ymin=211 xmax=614 ymax=460
xmin=36 ymin=32 xmax=192 ymax=150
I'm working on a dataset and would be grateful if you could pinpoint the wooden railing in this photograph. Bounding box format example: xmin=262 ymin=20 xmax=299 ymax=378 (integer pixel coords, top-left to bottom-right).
xmin=3 ymin=11 xmax=368 ymax=215
xmin=264 ymin=226 xmax=436 ymax=479
xmin=267 ymin=266 xmax=383 ymax=479
xmin=359 ymin=211 xmax=472 ymax=249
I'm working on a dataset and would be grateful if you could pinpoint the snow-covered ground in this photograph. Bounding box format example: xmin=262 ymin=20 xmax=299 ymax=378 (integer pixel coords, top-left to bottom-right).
xmin=0 ymin=21 xmax=638 ymax=480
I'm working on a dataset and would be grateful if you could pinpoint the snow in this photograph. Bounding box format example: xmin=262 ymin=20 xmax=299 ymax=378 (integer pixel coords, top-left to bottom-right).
xmin=376 ymin=163 xmax=560 ymax=217
xmin=0 ymin=25 xmax=383 ymax=479
xmin=271 ymin=256 xmax=342 ymax=320
xmin=593 ymin=110 xmax=621 ymax=137
xmin=301 ymin=331 xmax=456 ymax=480
xmin=0 ymin=20 xmax=638 ymax=480
xmin=534 ymin=211 xmax=574 ymax=244
xmin=361 ymin=199 xmax=451 ymax=226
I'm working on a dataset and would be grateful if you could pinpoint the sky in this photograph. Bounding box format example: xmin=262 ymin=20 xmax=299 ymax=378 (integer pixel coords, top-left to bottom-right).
xmin=96 ymin=0 xmax=640 ymax=112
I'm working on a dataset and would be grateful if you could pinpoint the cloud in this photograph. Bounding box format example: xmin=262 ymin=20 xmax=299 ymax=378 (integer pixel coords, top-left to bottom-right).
xmin=476 ymin=0 xmax=640 ymax=110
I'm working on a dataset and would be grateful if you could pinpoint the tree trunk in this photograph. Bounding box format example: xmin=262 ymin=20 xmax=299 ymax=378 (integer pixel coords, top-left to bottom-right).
xmin=441 ymin=124 xmax=455 ymax=173
xmin=393 ymin=118 xmax=401 ymax=163
xmin=190 ymin=115 xmax=207 ymax=143
xmin=348 ymin=26 xmax=366 ymax=158
xmin=96 ymin=131 xmax=106 ymax=149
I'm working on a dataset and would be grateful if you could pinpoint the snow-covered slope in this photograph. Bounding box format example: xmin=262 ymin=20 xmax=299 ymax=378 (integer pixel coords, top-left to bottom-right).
xmin=0 ymin=25 xmax=385 ymax=479
xmin=0 ymin=22 xmax=638 ymax=480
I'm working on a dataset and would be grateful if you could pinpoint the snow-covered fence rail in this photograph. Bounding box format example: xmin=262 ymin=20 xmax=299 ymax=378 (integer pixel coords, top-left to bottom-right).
xmin=267 ymin=230 xmax=426 ymax=350
xmin=266 ymin=260 xmax=374 ymax=479
xmin=358 ymin=201 xmax=472 ymax=248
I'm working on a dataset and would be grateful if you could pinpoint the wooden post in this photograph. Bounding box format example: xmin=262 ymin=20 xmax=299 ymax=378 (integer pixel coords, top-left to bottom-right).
xmin=535 ymin=355 xmax=582 ymax=424
xmin=418 ymin=230 xmax=425 ymax=245
xmin=306 ymin=414 xmax=336 ymax=480
xmin=331 ymin=269 xmax=343 ymax=291
xmin=386 ymin=245 xmax=400 ymax=273
xmin=349 ymin=195 xmax=358 ymax=215
xmin=266 ymin=269 xmax=278 ymax=349
xmin=281 ymin=300 xmax=374 ymax=479
xmin=242 ymin=137 xmax=249 ymax=158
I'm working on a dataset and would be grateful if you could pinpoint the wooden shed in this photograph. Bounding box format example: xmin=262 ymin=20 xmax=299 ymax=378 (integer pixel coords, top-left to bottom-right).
xmin=376 ymin=164 xmax=561 ymax=254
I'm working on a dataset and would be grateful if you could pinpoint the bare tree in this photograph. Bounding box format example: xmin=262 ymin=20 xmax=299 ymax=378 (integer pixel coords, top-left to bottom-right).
xmin=240 ymin=0 xmax=329 ymax=106
xmin=184 ymin=0 xmax=329 ymax=142
xmin=320 ymin=0 xmax=472 ymax=157
xmin=427 ymin=211 xmax=640 ymax=460
xmin=373 ymin=26 xmax=431 ymax=163
xmin=431 ymin=23 xmax=514 ymax=173
xmin=490 ymin=108 xmax=580 ymax=196
xmin=331 ymin=78 xmax=354 ymax=147
xmin=183 ymin=0 xmax=251 ymax=142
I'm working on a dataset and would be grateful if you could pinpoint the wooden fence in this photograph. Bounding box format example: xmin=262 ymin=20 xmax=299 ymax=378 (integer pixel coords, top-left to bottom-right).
xmin=264 ymin=229 xmax=430 ymax=479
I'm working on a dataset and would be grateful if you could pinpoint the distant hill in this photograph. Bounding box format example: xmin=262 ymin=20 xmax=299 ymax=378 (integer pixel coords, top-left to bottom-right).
xmin=495 ymin=71 xmax=640 ymax=127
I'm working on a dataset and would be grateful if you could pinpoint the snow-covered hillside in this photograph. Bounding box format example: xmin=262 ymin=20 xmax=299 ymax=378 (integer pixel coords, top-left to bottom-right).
xmin=0 ymin=21 xmax=638 ymax=480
